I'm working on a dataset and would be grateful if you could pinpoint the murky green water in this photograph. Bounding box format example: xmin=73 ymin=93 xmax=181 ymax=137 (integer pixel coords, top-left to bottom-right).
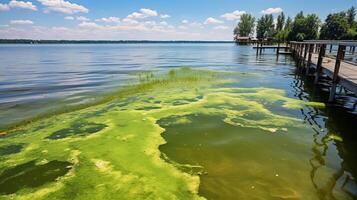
xmin=0 ymin=44 xmax=356 ymax=200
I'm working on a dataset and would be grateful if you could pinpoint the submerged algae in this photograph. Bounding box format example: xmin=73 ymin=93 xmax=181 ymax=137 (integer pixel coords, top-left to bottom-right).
xmin=0 ymin=68 xmax=327 ymax=199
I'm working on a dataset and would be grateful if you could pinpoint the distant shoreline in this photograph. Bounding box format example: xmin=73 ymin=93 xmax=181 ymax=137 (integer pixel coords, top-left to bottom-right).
xmin=0 ymin=39 xmax=234 ymax=44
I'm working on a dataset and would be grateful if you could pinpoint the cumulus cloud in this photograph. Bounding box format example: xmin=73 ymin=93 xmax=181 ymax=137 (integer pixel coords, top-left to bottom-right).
xmin=204 ymin=17 xmax=224 ymax=25
xmin=95 ymin=17 xmax=120 ymax=23
xmin=221 ymin=10 xmax=246 ymax=21
xmin=0 ymin=3 xmax=10 ymax=11
xmin=10 ymin=19 xmax=34 ymax=25
xmin=121 ymin=18 xmax=139 ymax=25
xmin=140 ymin=8 xmax=157 ymax=16
xmin=78 ymin=21 xmax=100 ymax=29
xmin=9 ymin=0 xmax=37 ymax=11
xmin=76 ymin=16 xmax=89 ymax=21
xmin=261 ymin=7 xmax=283 ymax=14
xmin=182 ymin=20 xmax=189 ymax=24
xmin=160 ymin=14 xmax=170 ymax=19
xmin=127 ymin=8 xmax=158 ymax=19
xmin=38 ymin=0 xmax=88 ymax=14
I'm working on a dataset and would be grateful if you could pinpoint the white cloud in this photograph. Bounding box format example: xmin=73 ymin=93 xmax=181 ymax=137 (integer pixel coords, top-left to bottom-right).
xmin=189 ymin=22 xmax=203 ymax=29
xmin=182 ymin=20 xmax=188 ymax=24
xmin=64 ymin=16 xmax=74 ymax=20
xmin=221 ymin=10 xmax=246 ymax=21
xmin=95 ymin=17 xmax=120 ymax=23
xmin=9 ymin=0 xmax=37 ymax=11
xmin=213 ymin=25 xmax=229 ymax=30
xmin=159 ymin=21 xmax=168 ymax=26
xmin=122 ymin=18 xmax=139 ymax=25
xmin=261 ymin=7 xmax=283 ymax=14
xmin=0 ymin=24 xmax=233 ymax=40
xmin=127 ymin=8 xmax=158 ymax=19
xmin=76 ymin=16 xmax=90 ymax=21
xmin=10 ymin=19 xmax=34 ymax=25
xmin=78 ymin=21 xmax=100 ymax=29
xmin=0 ymin=3 xmax=10 ymax=11
xmin=204 ymin=17 xmax=224 ymax=25
xmin=38 ymin=0 xmax=88 ymax=14
xmin=140 ymin=8 xmax=157 ymax=17
xmin=160 ymin=14 xmax=170 ymax=19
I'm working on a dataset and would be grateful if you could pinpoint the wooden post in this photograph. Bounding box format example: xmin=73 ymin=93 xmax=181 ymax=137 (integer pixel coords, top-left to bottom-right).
xmin=298 ymin=43 xmax=304 ymax=67
xmin=305 ymin=44 xmax=314 ymax=75
xmin=352 ymin=46 xmax=355 ymax=55
xmin=256 ymin=41 xmax=259 ymax=56
xmin=328 ymin=45 xmax=346 ymax=102
xmin=277 ymin=42 xmax=280 ymax=57
xmin=329 ymin=44 xmax=333 ymax=53
xmin=314 ymin=44 xmax=326 ymax=84
xmin=303 ymin=43 xmax=308 ymax=68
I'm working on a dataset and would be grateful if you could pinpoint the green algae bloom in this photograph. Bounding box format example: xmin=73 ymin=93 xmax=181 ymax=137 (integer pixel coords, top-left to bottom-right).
xmin=0 ymin=67 xmax=329 ymax=200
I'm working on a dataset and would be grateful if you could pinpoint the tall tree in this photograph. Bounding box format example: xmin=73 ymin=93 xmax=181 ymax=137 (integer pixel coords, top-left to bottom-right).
xmin=276 ymin=16 xmax=292 ymax=42
xmin=276 ymin=12 xmax=286 ymax=31
xmin=346 ymin=6 xmax=356 ymax=28
xmin=320 ymin=12 xmax=349 ymax=40
xmin=233 ymin=14 xmax=255 ymax=37
xmin=285 ymin=17 xmax=293 ymax=31
xmin=256 ymin=14 xmax=275 ymax=39
xmin=304 ymin=14 xmax=320 ymax=39
xmin=288 ymin=12 xmax=320 ymax=41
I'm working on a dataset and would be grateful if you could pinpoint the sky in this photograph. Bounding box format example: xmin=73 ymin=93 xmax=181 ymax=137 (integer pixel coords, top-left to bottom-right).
xmin=0 ymin=0 xmax=356 ymax=40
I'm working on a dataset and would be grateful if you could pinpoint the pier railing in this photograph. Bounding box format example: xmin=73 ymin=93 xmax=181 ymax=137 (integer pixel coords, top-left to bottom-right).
xmin=289 ymin=40 xmax=357 ymax=102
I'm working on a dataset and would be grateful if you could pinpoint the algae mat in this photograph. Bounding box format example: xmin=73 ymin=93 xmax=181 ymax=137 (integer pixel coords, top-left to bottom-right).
xmin=0 ymin=68 xmax=349 ymax=200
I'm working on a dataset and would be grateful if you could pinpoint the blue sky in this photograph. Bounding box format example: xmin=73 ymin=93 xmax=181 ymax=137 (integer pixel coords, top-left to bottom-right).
xmin=0 ymin=0 xmax=356 ymax=40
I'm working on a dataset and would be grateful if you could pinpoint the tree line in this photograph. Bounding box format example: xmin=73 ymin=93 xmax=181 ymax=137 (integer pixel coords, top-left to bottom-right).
xmin=234 ymin=6 xmax=357 ymax=42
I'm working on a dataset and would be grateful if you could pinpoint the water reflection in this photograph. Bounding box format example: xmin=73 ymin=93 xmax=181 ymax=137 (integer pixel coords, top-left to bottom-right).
xmin=288 ymin=54 xmax=357 ymax=199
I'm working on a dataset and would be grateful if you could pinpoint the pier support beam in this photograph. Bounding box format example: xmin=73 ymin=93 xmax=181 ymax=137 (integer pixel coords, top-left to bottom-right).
xmin=302 ymin=44 xmax=308 ymax=71
xmin=328 ymin=45 xmax=346 ymax=102
xmin=305 ymin=44 xmax=314 ymax=75
xmin=314 ymin=44 xmax=326 ymax=84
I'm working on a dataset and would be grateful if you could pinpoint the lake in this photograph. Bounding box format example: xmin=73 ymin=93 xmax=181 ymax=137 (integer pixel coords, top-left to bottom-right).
xmin=0 ymin=43 xmax=356 ymax=200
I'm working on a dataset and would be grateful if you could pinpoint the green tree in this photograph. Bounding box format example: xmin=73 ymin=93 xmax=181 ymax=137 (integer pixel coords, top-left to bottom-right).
xmin=256 ymin=14 xmax=275 ymax=39
xmin=233 ymin=13 xmax=255 ymax=38
xmin=320 ymin=12 xmax=349 ymax=40
xmin=285 ymin=17 xmax=293 ymax=31
xmin=346 ymin=6 xmax=356 ymax=28
xmin=276 ymin=12 xmax=286 ymax=31
xmin=288 ymin=12 xmax=320 ymax=41
xmin=275 ymin=16 xmax=293 ymax=42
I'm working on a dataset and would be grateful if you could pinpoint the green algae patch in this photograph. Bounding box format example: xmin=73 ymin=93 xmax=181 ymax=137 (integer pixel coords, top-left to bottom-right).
xmin=0 ymin=160 xmax=72 ymax=195
xmin=0 ymin=144 xmax=23 ymax=156
xmin=0 ymin=67 xmax=328 ymax=199
xmin=46 ymin=122 xmax=107 ymax=140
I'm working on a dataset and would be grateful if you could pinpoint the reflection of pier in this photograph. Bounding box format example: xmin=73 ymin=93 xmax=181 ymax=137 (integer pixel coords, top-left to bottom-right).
xmin=291 ymin=72 xmax=356 ymax=199
xmin=290 ymin=41 xmax=357 ymax=103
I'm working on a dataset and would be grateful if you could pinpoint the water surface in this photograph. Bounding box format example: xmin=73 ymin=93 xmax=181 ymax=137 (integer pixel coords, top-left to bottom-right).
xmin=0 ymin=43 xmax=356 ymax=200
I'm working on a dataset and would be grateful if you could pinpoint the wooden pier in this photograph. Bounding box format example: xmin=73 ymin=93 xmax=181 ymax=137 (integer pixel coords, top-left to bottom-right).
xmin=254 ymin=42 xmax=291 ymax=55
xmin=289 ymin=41 xmax=357 ymax=102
